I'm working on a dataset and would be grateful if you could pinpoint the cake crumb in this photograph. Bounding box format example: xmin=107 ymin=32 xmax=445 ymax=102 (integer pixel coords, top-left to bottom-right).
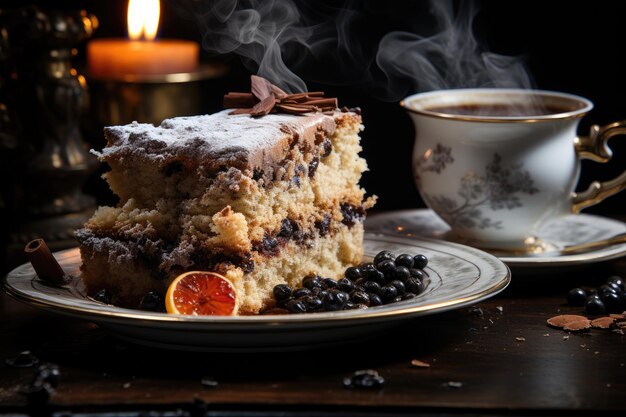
xmin=410 ymin=359 xmax=431 ymax=368
xmin=442 ymin=381 xmax=463 ymax=389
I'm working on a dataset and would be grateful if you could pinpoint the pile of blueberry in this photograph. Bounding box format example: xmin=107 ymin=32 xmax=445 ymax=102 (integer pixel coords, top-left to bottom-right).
xmin=272 ymin=250 xmax=429 ymax=314
xmin=566 ymin=275 xmax=626 ymax=315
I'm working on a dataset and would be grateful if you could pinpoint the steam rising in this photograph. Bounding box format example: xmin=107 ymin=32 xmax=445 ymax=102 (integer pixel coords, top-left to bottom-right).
xmin=175 ymin=0 xmax=535 ymax=100
xmin=376 ymin=1 xmax=534 ymax=98
xmin=175 ymin=0 xmax=313 ymax=93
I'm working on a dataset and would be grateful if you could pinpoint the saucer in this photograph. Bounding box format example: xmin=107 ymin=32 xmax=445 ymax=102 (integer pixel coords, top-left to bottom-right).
xmin=365 ymin=209 xmax=626 ymax=269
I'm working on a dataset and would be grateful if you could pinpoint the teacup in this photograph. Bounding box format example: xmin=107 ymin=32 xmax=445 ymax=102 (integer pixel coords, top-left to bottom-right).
xmin=401 ymin=88 xmax=626 ymax=251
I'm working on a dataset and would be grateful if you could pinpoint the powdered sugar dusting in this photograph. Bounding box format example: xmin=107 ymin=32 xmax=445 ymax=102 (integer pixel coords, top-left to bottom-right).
xmin=96 ymin=110 xmax=336 ymax=170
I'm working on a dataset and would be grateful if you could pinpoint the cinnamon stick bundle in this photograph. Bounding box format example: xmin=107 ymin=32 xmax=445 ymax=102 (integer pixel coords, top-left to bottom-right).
xmin=224 ymin=75 xmax=339 ymax=117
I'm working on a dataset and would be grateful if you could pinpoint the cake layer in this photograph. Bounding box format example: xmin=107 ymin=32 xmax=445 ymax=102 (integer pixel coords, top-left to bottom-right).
xmin=87 ymin=112 xmax=372 ymax=246
xmin=78 ymin=222 xmax=364 ymax=314
xmin=99 ymin=110 xmax=337 ymax=205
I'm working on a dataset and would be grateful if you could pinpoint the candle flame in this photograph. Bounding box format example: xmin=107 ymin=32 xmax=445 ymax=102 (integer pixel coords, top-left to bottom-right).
xmin=128 ymin=0 xmax=160 ymax=41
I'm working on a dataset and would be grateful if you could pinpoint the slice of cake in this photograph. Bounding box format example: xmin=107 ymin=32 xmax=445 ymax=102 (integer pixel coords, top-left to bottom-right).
xmin=76 ymin=81 xmax=374 ymax=315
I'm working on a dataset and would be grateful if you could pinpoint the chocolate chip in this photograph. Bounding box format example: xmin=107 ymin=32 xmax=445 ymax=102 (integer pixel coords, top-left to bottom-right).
xmin=164 ymin=161 xmax=184 ymax=177
xmin=252 ymin=168 xmax=265 ymax=181
xmin=321 ymin=138 xmax=333 ymax=157
xmin=308 ymin=157 xmax=319 ymax=178
xmin=340 ymin=203 xmax=366 ymax=226
xmin=278 ymin=218 xmax=294 ymax=239
xmin=255 ymin=235 xmax=280 ymax=256
xmin=315 ymin=215 xmax=331 ymax=237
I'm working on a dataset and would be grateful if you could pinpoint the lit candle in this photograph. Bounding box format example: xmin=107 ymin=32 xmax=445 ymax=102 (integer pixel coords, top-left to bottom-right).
xmin=87 ymin=0 xmax=199 ymax=78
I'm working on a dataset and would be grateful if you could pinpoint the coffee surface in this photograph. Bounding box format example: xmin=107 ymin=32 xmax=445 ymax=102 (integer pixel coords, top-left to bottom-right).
xmin=425 ymin=103 xmax=571 ymax=117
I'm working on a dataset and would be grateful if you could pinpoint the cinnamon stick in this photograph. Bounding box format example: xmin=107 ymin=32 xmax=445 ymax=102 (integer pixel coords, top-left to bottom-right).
xmin=303 ymin=98 xmax=338 ymax=108
xmin=24 ymin=239 xmax=67 ymax=285
xmin=223 ymin=92 xmax=255 ymax=109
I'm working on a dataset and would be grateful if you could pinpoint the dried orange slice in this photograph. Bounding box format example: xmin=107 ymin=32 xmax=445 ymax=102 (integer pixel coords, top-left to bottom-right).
xmin=165 ymin=271 xmax=237 ymax=316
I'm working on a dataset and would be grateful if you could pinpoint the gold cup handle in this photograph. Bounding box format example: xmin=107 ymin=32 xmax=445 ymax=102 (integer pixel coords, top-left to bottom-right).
xmin=572 ymin=120 xmax=626 ymax=213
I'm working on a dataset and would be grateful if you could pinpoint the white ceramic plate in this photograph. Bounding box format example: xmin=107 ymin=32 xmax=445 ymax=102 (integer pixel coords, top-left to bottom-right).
xmin=366 ymin=209 xmax=626 ymax=269
xmin=3 ymin=233 xmax=510 ymax=352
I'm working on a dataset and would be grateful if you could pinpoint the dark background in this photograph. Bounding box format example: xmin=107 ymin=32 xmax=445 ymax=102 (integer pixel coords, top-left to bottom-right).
xmin=3 ymin=0 xmax=626 ymax=214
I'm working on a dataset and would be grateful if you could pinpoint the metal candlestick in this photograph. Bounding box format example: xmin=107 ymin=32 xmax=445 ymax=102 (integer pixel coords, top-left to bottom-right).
xmin=0 ymin=6 xmax=99 ymax=270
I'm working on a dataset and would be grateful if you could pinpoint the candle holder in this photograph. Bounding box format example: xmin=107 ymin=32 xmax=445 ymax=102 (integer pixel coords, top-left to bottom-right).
xmin=0 ymin=6 xmax=99 ymax=270
xmin=85 ymin=63 xmax=230 ymax=129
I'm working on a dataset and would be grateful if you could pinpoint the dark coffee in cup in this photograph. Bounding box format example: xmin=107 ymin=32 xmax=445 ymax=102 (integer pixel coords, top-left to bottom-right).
xmin=425 ymin=102 xmax=572 ymax=117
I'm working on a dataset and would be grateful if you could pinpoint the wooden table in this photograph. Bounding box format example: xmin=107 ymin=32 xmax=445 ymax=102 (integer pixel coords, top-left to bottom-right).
xmin=1 ymin=256 xmax=626 ymax=416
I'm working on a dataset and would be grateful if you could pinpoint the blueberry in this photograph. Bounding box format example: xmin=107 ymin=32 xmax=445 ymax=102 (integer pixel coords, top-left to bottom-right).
xmin=139 ymin=291 xmax=164 ymax=312
xmin=584 ymin=297 xmax=607 ymax=315
xmin=401 ymin=293 xmax=416 ymax=301
xmin=393 ymin=266 xmax=411 ymax=282
xmin=322 ymin=290 xmax=347 ymax=311
xmin=301 ymin=295 xmax=323 ymax=312
xmin=345 ymin=266 xmax=362 ymax=280
xmin=335 ymin=290 xmax=350 ymax=305
xmin=601 ymin=291 xmax=623 ymax=313
xmin=566 ymin=288 xmax=587 ymax=306
xmin=391 ymin=296 xmax=403 ymax=303
xmin=409 ymin=269 xmax=425 ymax=280
xmin=395 ymin=254 xmax=414 ymax=269
xmin=380 ymin=285 xmax=398 ymax=303
xmin=413 ymin=254 xmax=428 ymax=269
xmin=322 ymin=278 xmax=338 ymax=289
xmin=354 ymin=278 xmax=367 ymax=287
xmin=343 ymin=369 xmax=385 ymax=389
xmin=285 ymin=299 xmax=307 ymax=314
xmin=93 ymin=289 xmax=112 ymax=304
xmin=369 ymin=294 xmax=383 ymax=307
xmin=350 ymin=291 xmax=370 ymax=306
xmin=374 ymin=250 xmax=395 ymax=265
xmin=599 ymin=284 xmax=618 ymax=297
xmin=389 ymin=280 xmax=406 ymax=295
xmin=405 ymin=277 xmax=424 ymax=294
xmin=34 ymin=363 xmax=60 ymax=388
xmin=363 ymin=281 xmax=382 ymax=295
xmin=293 ymin=287 xmax=312 ymax=299
xmin=303 ymin=275 xmax=323 ymax=290
xmin=377 ymin=260 xmax=397 ymax=277
xmin=346 ymin=303 xmax=368 ymax=310
xmin=273 ymin=284 xmax=292 ymax=302
xmin=369 ymin=270 xmax=387 ymax=285
xmin=338 ymin=278 xmax=355 ymax=293
xmin=310 ymin=286 xmax=323 ymax=296
xmin=361 ymin=264 xmax=383 ymax=281
xmin=343 ymin=302 xmax=356 ymax=310
xmin=606 ymin=282 xmax=622 ymax=293
xmin=607 ymin=275 xmax=625 ymax=291
xmin=360 ymin=263 xmax=377 ymax=277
